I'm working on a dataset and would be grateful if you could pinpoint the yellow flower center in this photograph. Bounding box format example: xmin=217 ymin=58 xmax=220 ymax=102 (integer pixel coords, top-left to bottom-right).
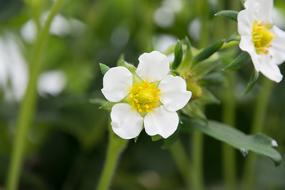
xmin=128 ymin=81 xmax=160 ymax=114
xmin=252 ymin=21 xmax=274 ymax=54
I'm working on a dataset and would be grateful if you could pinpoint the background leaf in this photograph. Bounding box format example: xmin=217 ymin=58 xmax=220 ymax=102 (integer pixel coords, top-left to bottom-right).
xmin=190 ymin=120 xmax=282 ymax=165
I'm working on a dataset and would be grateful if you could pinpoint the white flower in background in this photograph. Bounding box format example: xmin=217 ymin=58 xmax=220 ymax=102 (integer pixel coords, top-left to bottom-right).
xmin=21 ymin=14 xmax=85 ymax=43
xmin=238 ymin=0 xmax=285 ymax=82
xmin=101 ymin=51 xmax=192 ymax=139
xmin=0 ymin=35 xmax=66 ymax=101
xmin=38 ymin=70 xmax=66 ymax=96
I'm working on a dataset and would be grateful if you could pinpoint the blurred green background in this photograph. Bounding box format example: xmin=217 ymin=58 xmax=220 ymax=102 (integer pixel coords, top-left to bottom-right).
xmin=0 ymin=0 xmax=285 ymax=189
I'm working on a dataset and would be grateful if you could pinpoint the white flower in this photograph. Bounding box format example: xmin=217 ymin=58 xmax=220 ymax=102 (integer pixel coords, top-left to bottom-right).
xmin=238 ymin=0 xmax=285 ymax=82
xmin=101 ymin=51 xmax=192 ymax=139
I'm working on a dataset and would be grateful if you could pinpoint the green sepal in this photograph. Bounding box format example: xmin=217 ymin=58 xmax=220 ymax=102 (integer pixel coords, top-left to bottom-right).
xmin=182 ymin=101 xmax=207 ymax=120
xmin=192 ymin=60 xmax=222 ymax=79
xmin=90 ymin=98 xmax=114 ymax=111
xmin=151 ymin=135 xmax=162 ymax=142
xmin=244 ymin=70 xmax=259 ymax=94
xmin=215 ymin=10 xmax=238 ymax=22
xmin=183 ymin=36 xmax=193 ymax=60
xmin=224 ymin=52 xmax=249 ymax=71
xmin=192 ymin=40 xmax=224 ymax=65
xmin=117 ymin=54 xmax=136 ymax=73
xmin=99 ymin=63 xmax=110 ymax=75
xmin=199 ymin=89 xmax=220 ymax=105
xmin=200 ymin=73 xmax=225 ymax=86
xmin=172 ymin=40 xmax=183 ymax=69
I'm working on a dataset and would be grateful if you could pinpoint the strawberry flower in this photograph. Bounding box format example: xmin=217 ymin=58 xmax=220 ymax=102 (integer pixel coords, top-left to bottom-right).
xmin=102 ymin=51 xmax=192 ymax=139
xmin=238 ymin=0 xmax=285 ymax=82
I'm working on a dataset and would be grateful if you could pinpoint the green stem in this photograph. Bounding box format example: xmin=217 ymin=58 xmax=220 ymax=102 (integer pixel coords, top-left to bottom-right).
xmin=222 ymin=73 xmax=237 ymax=190
xmin=242 ymin=78 xmax=273 ymax=190
xmin=221 ymin=0 xmax=241 ymax=188
xmin=6 ymin=1 xmax=64 ymax=190
xmin=97 ymin=130 xmax=128 ymax=190
xmin=192 ymin=132 xmax=204 ymax=190
xmin=189 ymin=1 xmax=209 ymax=189
xmin=169 ymin=140 xmax=192 ymax=189
xmin=196 ymin=0 xmax=209 ymax=47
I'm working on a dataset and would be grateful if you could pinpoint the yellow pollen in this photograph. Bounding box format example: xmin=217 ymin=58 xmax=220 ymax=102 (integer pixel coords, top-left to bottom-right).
xmin=128 ymin=81 xmax=160 ymax=114
xmin=252 ymin=21 xmax=274 ymax=54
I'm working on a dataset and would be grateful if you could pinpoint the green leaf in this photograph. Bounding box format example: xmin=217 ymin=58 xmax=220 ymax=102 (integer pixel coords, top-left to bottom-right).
xmin=224 ymin=52 xmax=249 ymax=71
xmin=191 ymin=120 xmax=282 ymax=165
xmin=244 ymin=70 xmax=259 ymax=94
xmin=172 ymin=40 xmax=183 ymax=69
xmin=99 ymin=63 xmax=110 ymax=75
xmin=192 ymin=40 xmax=224 ymax=65
xmin=215 ymin=10 xmax=238 ymax=22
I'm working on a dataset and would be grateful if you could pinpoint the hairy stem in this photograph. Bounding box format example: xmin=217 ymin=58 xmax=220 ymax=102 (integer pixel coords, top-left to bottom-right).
xmin=6 ymin=0 xmax=64 ymax=189
xmin=97 ymin=130 xmax=128 ymax=190
xmin=169 ymin=140 xmax=192 ymax=189
xmin=192 ymin=132 xmax=204 ymax=190
xmin=242 ymin=78 xmax=273 ymax=190
xmin=222 ymin=73 xmax=237 ymax=190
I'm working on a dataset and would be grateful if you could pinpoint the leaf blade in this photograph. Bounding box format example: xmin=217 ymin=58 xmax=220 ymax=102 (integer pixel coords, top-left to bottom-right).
xmin=191 ymin=120 xmax=282 ymax=165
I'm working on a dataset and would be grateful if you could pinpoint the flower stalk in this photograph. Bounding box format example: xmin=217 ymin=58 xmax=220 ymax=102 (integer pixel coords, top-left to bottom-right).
xmin=97 ymin=128 xmax=128 ymax=190
xmin=242 ymin=78 xmax=273 ymax=190
xmin=6 ymin=0 xmax=64 ymax=189
xmin=221 ymin=0 xmax=240 ymax=189
xmin=169 ymin=140 xmax=192 ymax=189
xmin=222 ymin=73 xmax=237 ymax=190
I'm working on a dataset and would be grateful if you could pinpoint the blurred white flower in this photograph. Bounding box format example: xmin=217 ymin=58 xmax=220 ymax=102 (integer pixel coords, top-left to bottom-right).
xmin=154 ymin=0 xmax=182 ymax=28
xmin=0 ymin=35 xmax=28 ymax=101
xmin=238 ymin=0 xmax=285 ymax=82
xmin=21 ymin=14 xmax=85 ymax=43
xmin=101 ymin=51 xmax=192 ymax=139
xmin=153 ymin=35 xmax=177 ymax=52
xmin=153 ymin=35 xmax=176 ymax=63
xmin=38 ymin=71 xmax=66 ymax=96
xmin=0 ymin=35 xmax=66 ymax=101
xmin=188 ymin=18 xmax=201 ymax=41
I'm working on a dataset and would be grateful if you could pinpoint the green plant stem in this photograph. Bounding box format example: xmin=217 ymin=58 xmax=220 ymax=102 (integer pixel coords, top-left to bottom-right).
xmin=192 ymin=132 xmax=204 ymax=190
xmin=221 ymin=0 xmax=241 ymax=188
xmin=222 ymin=73 xmax=237 ymax=190
xmin=169 ymin=140 xmax=192 ymax=189
xmin=242 ymin=78 xmax=273 ymax=190
xmin=97 ymin=130 xmax=128 ymax=190
xmin=6 ymin=1 xmax=64 ymax=190
xmin=189 ymin=1 xmax=209 ymax=190
xmin=196 ymin=0 xmax=209 ymax=47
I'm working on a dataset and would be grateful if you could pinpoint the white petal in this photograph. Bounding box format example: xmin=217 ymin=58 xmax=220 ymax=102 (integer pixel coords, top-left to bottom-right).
xmin=259 ymin=60 xmax=283 ymax=83
xmin=244 ymin=0 xmax=273 ymax=22
xmin=136 ymin=51 xmax=170 ymax=82
xmin=271 ymin=26 xmax=285 ymax=65
xmin=101 ymin=66 xmax=133 ymax=102
xmin=238 ymin=10 xmax=253 ymax=36
xmin=144 ymin=106 xmax=179 ymax=139
xmin=251 ymin=52 xmax=283 ymax=82
xmin=111 ymin=103 xmax=143 ymax=139
xmin=159 ymin=75 xmax=192 ymax=112
xmin=239 ymin=36 xmax=263 ymax=72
